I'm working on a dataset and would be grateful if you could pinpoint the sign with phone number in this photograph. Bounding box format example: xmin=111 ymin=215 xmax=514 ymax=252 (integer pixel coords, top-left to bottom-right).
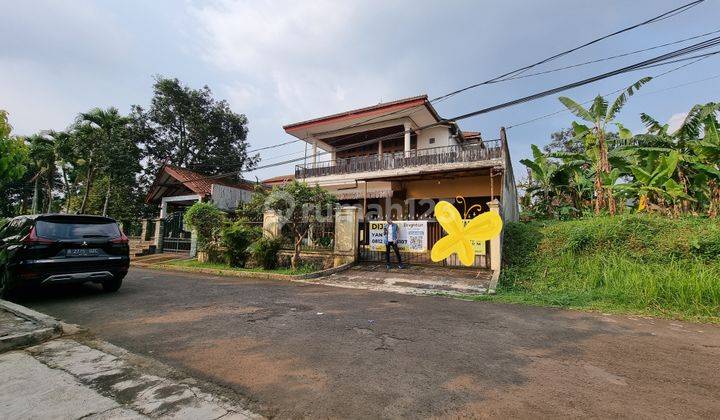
xmin=368 ymin=220 xmax=485 ymax=255
xmin=368 ymin=221 xmax=427 ymax=253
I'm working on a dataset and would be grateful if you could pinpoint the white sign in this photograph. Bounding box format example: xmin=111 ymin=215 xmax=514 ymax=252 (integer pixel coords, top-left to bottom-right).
xmin=368 ymin=221 xmax=428 ymax=253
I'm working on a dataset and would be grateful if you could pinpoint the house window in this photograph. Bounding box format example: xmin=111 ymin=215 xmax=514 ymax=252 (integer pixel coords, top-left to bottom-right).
xmin=429 ymin=137 xmax=435 ymax=144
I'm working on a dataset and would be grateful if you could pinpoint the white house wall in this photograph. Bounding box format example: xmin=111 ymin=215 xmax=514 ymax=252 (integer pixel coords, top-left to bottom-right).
xmin=211 ymin=184 xmax=253 ymax=211
xmin=416 ymin=126 xmax=456 ymax=149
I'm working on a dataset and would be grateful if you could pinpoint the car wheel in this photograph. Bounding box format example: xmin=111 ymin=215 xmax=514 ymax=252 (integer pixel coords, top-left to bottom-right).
xmin=102 ymin=275 xmax=124 ymax=293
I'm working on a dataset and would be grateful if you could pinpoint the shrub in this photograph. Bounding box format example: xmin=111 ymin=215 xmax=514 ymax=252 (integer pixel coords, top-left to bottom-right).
xmin=249 ymin=236 xmax=283 ymax=270
xmin=221 ymin=221 xmax=261 ymax=267
xmin=183 ymin=202 xmax=225 ymax=252
xmin=502 ymin=221 xmax=542 ymax=267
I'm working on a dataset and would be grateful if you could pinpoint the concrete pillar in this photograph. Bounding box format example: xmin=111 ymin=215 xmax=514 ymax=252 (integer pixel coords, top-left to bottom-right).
xmin=378 ymin=140 xmax=383 ymax=161
xmin=189 ymin=228 xmax=198 ymax=258
xmin=330 ymin=148 xmax=337 ymax=164
xmin=140 ymin=219 xmax=149 ymax=241
xmin=154 ymin=218 xmax=165 ymax=253
xmin=262 ymin=210 xmax=281 ymax=238
xmin=312 ymin=139 xmax=318 ymax=165
xmin=487 ymin=199 xmax=503 ymax=293
xmin=403 ymin=122 xmax=411 ymax=157
xmin=333 ymin=206 xmax=359 ymax=267
xmin=159 ymin=200 xmax=168 ymax=219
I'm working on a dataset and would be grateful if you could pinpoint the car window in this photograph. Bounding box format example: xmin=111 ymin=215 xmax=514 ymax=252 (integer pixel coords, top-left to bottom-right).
xmin=35 ymin=220 xmax=121 ymax=240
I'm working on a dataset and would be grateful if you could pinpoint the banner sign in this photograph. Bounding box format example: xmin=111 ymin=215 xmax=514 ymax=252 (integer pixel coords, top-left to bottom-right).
xmin=368 ymin=221 xmax=428 ymax=253
xmin=464 ymin=219 xmax=486 ymax=255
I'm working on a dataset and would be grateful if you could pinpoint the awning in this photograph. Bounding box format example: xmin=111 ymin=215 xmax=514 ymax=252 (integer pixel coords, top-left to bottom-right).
xmin=334 ymin=189 xmax=394 ymax=200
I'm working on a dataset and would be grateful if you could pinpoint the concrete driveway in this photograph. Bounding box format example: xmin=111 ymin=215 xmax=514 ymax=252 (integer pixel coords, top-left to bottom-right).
xmin=19 ymin=267 xmax=720 ymax=418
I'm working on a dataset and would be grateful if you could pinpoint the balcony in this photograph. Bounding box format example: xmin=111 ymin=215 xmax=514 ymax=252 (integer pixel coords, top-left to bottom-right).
xmin=295 ymin=140 xmax=502 ymax=179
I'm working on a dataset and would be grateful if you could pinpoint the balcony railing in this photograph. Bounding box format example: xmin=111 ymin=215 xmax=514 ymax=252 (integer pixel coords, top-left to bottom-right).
xmin=295 ymin=140 xmax=502 ymax=179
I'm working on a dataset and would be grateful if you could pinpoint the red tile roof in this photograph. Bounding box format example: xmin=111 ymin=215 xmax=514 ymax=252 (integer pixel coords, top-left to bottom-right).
xmin=145 ymin=165 xmax=255 ymax=204
xmin=262 ymin=174 xmax=295 ymax=185
xmin=283 ymin=95 xmax=439 ymax=132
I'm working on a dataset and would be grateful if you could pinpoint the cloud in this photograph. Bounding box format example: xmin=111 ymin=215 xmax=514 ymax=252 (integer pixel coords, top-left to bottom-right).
xmin=667 ymin=112 xmax=687 ymax=135
xmin=189 ymin=0 xmax=420 ymax=124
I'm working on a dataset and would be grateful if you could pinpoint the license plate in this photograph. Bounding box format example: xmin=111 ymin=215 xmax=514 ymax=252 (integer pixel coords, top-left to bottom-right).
xmin=66 ymin=248 xmax=101 ymax=257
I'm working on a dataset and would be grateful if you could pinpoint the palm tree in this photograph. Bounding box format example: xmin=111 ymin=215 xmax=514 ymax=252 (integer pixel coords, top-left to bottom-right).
xmin=27 ymin=134 xmax=57 ymax=214
xmin=558 ymin=77 xmax=651 ymax=215
xmin=75 ymin=107 xmax=130 ymax=214
xmin=46 ymin=130 xmax=79 ymax=213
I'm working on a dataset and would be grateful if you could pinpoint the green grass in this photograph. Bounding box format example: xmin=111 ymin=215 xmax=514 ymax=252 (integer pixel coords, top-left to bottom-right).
xmin=482 ymin=215 xmax=720 ymax=323
xmin=166 ymin=259 xmax=317 ymax=275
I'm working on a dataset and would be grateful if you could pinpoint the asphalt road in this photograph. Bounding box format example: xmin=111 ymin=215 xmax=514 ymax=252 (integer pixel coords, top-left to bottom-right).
xmin=20 ymin=268 xmax=720 ymax=419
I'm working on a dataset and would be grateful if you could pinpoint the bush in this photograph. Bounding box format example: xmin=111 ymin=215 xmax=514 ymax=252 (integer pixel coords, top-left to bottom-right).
xmin=221 ymin=221 xmax=261 ymax=267
xmin=183 ymin=202 xmax=225 ymax=252
xmin=502 ymin=222 xmax=542 ymax=267
xmin=249 ymin=236 xmax=283 ymax=270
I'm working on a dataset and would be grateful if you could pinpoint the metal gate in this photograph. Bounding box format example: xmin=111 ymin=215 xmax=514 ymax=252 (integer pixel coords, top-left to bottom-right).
xmin=162 ymin=211 xmax=192 ymax=253
xmin=358 ymin=220 xmax=489 ymax=268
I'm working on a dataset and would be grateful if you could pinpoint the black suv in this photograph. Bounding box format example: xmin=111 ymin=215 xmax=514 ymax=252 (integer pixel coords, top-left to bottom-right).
xmin=0 ymin=214 xmax=130 ymax=298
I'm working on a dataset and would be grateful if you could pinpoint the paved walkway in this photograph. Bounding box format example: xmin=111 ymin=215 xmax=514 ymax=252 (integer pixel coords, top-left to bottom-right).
xmin=0 ymin=304 xmax=261 ymax=419
xmin=20 ymin=267 xmax=720 ymax=418
xmin=306 ymin=263 xmax=493 ymax=295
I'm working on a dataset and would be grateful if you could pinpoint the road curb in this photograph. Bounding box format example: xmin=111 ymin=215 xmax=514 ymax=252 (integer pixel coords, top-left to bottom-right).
xmin=0 ymin=299 xmax=63 ymax=352
xmin=139 ymin=261 xmax=356 ymax=282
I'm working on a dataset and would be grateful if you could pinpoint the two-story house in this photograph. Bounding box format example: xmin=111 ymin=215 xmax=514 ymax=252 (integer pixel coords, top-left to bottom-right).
xmin=273 ymin=95 xmax=518 ymax=222
xmin=266 ymin=95 xmax=518 ymax=268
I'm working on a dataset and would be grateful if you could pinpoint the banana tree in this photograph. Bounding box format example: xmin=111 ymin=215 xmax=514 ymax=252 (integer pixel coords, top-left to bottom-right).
xmin=686 ymin=103 xmax=720 ymax=216
xmin=615 ymin=150 xmax=692 ymax=215
xmin=640 ymin=102 xmax=720 ymax=215
xmin=520 ymin=144 xmax=563 ymax=218
xmin=559 ymin=77 xmax=651 ymax=215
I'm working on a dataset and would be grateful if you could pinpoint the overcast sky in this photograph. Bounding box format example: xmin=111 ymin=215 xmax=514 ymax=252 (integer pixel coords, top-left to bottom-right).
xmin=2 ymin=0 xmax=719 ymax=181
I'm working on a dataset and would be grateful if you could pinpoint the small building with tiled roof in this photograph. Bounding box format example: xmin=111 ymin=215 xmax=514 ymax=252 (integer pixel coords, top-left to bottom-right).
xmin=146 ymin=164 xmax=257 ymax=218
xmin=262 ymin=174 xmax=295 ymax=186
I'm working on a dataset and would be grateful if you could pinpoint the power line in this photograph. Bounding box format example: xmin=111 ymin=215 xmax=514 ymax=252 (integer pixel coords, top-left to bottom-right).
xmin=431 ymin=0 xmax=706 ymax=102
xmin=166 ymin=23 xmax=719 ymax=185
xmin=246 ymin=139 xmax=300 ymax=153
xmin=168 ymin=42 xmax=720 ymax=185
xmin=506 ymin=56 xmax=715 ymax=129
xmin=492 ymin=28 xmax=720 ymax=83
xmin=257 ymin=0 xmax=708 ymax=148
xmin=200 ymin=29 xmax=719 ymax=173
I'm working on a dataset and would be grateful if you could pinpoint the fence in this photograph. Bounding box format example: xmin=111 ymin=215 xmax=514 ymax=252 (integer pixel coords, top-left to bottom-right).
xmin=296 ymin=140 xmax=502 ymax=178
xmin=279 ymin=220 xmax=335 ymax=252
xmin=357 ymin=220 xmax=489 ymax=268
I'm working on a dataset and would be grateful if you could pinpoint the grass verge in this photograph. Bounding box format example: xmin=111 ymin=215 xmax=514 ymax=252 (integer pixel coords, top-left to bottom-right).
xmin=482 ymin=215 xmax=720 ymax=323
xmin=166 ymin=259 xmax=317 ymax=275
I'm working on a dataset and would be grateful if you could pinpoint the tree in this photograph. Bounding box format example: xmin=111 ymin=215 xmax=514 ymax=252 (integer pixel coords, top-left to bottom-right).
xmin=264 ymin=181 xmax=337 ymax=269
xmin=0 ymin=111 xmax=28 ymax=187
xmin=236 ymin=185 xmax=270 ymax=222
xmin=543 ymin=128 xmax=585 ymax=155
xmin=74 ymin=107 xmax=134 ymax=214
xmin=27 ymin=134 xmax=57 ymax=214
xmin=632 ymin=102 xmax=720 ymax=216
xmin=559 ymin=77 xmax=651 ymax=215
xmin=183 ymin=202 xmax=225 ymax=252
xmin=520 ymin=145 xmax=562 ymax=218
xmin=131 ymin=77 xmax=259 ymax=182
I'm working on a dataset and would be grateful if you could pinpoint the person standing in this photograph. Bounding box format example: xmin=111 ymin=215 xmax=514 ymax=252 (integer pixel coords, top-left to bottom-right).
xmin=384 ymin=217 xmax=403 ymax=269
